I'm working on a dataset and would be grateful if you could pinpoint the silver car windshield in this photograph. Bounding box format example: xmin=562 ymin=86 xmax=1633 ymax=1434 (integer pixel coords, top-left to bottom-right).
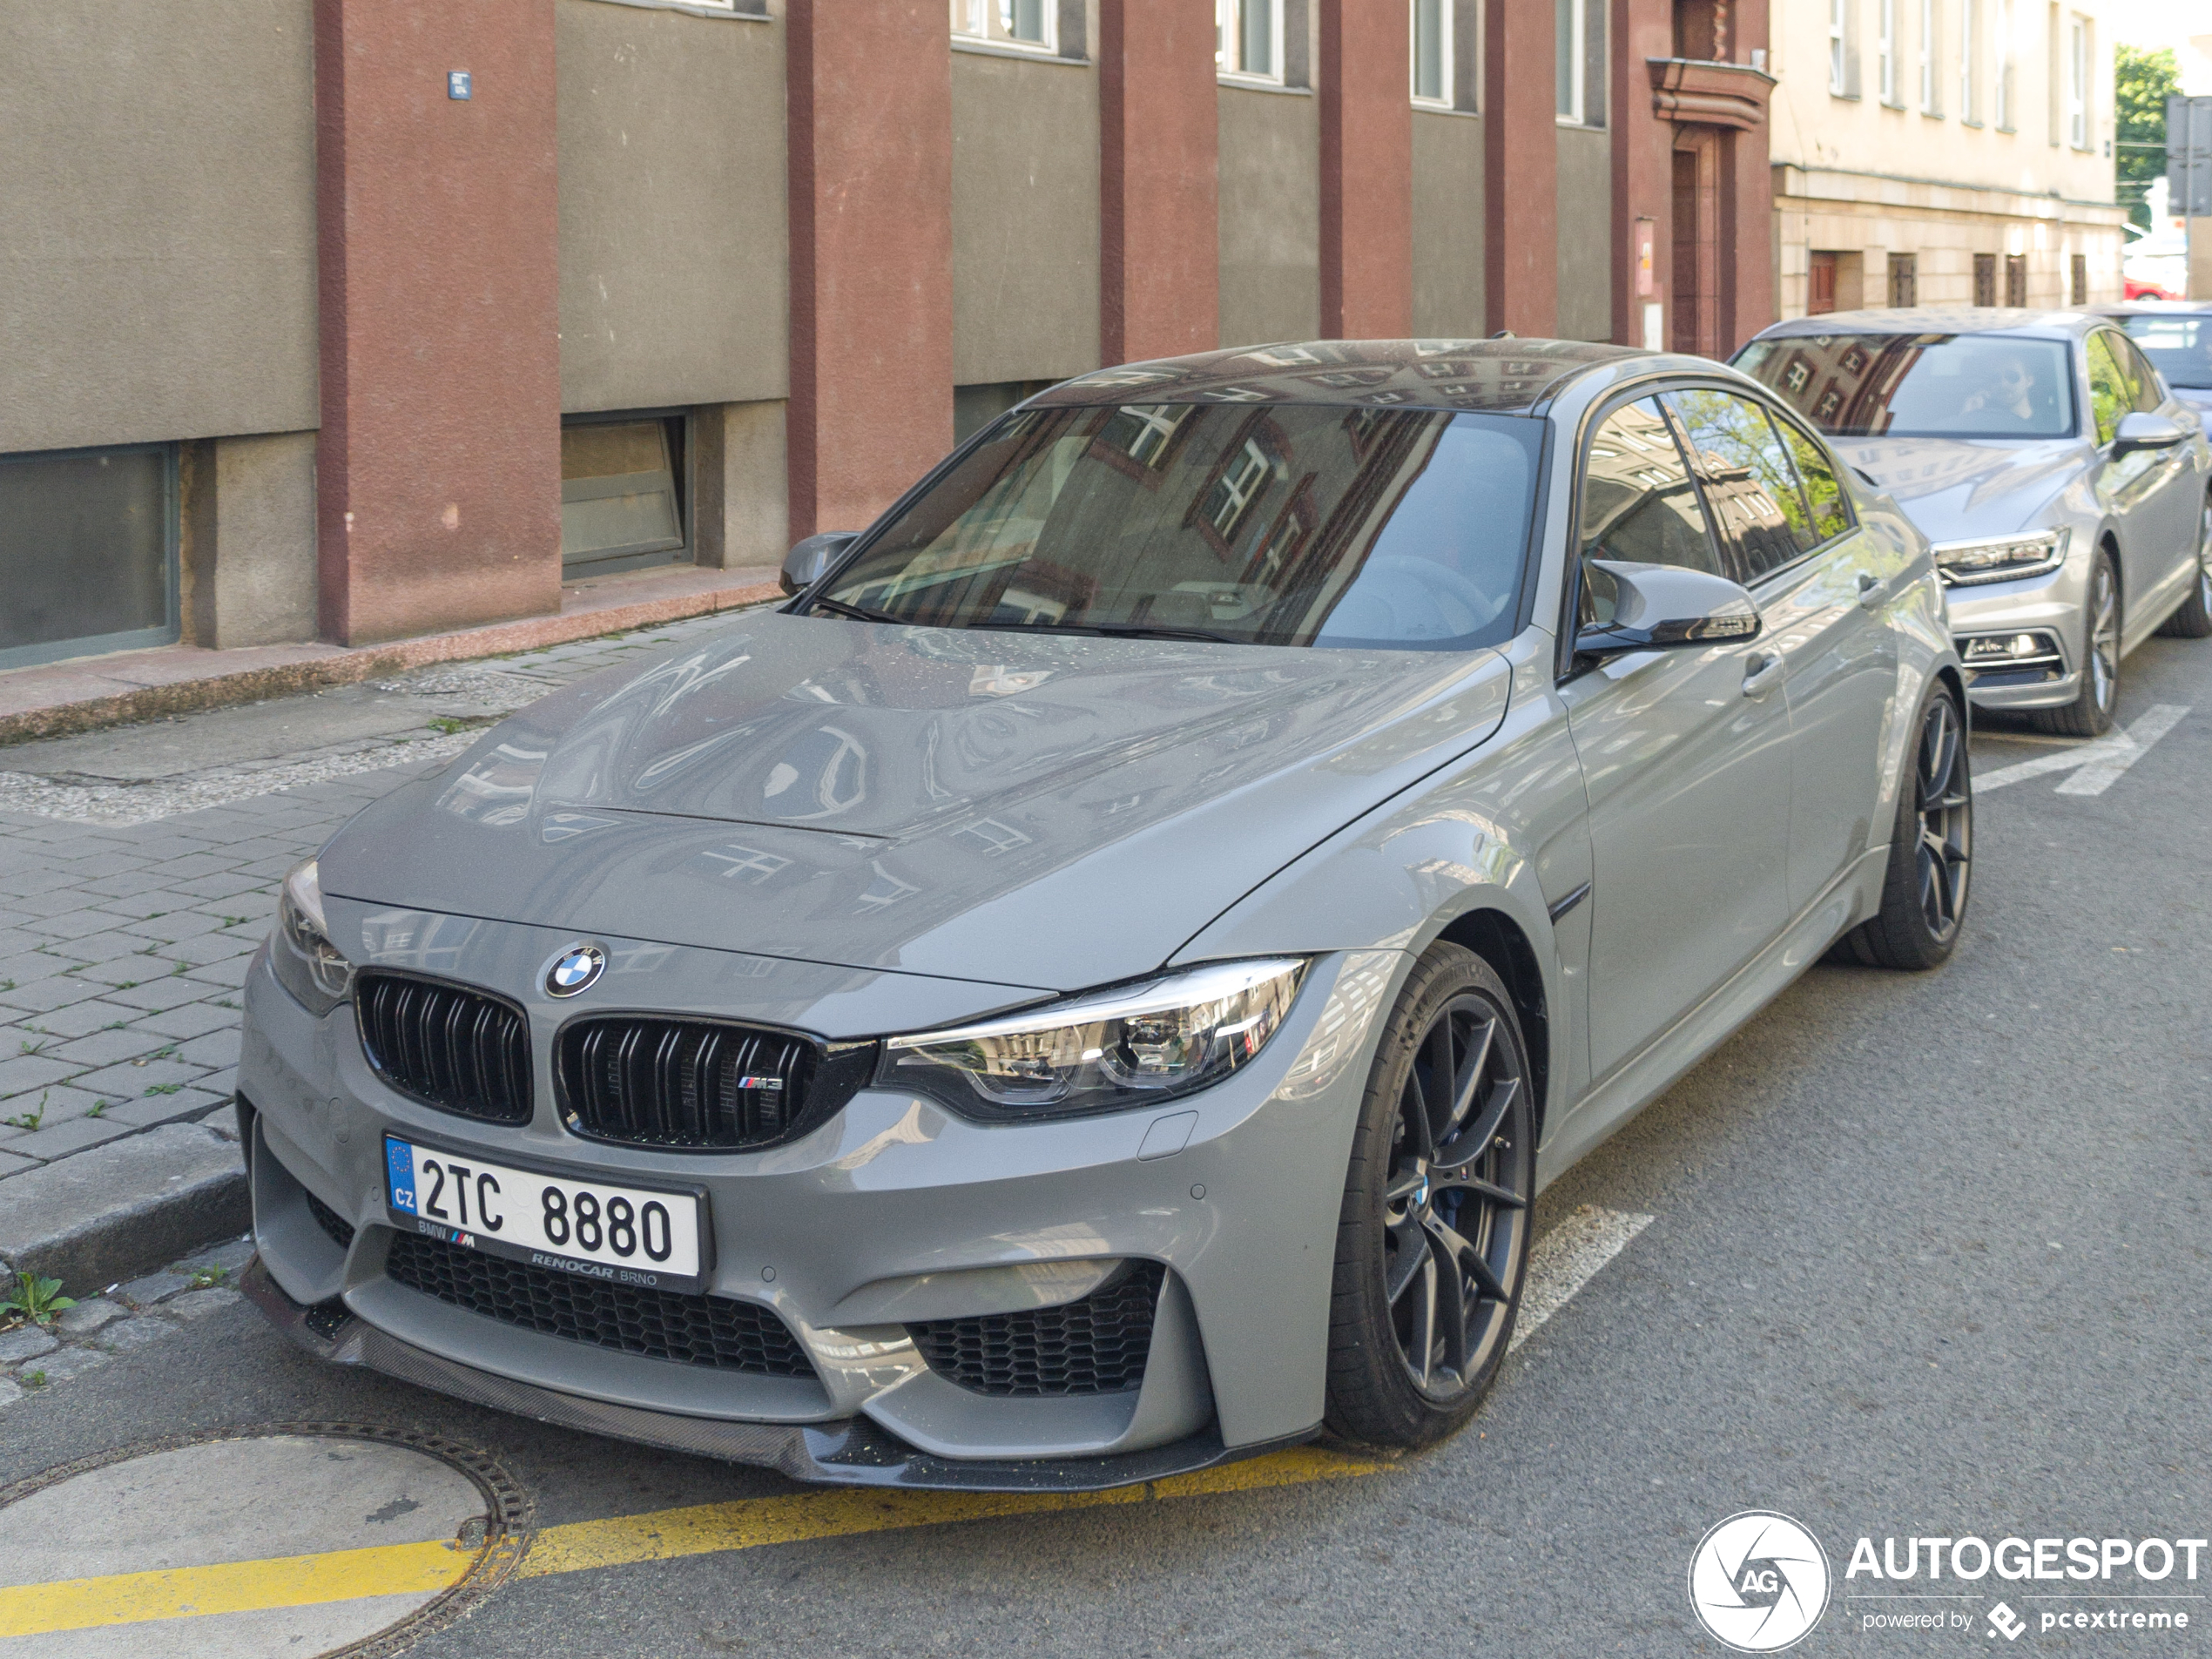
xmin=2120 ymin=314 xmax=2212 ymax=389
xmin=817 ymin=403 xmax=1541 ymax=651
xmin=1735 ymin=334 xmax=2077 ymax=440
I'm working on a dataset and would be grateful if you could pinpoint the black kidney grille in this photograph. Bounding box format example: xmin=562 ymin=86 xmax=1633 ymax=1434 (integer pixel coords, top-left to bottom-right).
xmin=907 ymin=1261 xmax=1166 ymax=1398
xmin=383 ymin=1229 xmax=815 ymax=1379
xmin=305 ymin=1189 xmax=356 ymax=1251
xmin=557 ymin=1017 xmax=819 ymax=1150
xmin=355 ymin=972 xmax=531 ymax=1126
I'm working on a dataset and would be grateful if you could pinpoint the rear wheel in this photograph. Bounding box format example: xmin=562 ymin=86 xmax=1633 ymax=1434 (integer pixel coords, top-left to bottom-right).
xmin=1839 ymin=683 xmax=1972 ymax=971
xmin=1325 ymin=944 xmax=1534 ymax=1449
xmin=2155 ymin=496 xmax=2212 ymax=639
xmin=2033 ymin=547 xmax=2120 ymax=737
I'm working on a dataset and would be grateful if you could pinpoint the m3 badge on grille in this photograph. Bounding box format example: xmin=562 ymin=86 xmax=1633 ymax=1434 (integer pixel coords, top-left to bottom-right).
xmin=545 ymin=944 xmax=606 ymax=998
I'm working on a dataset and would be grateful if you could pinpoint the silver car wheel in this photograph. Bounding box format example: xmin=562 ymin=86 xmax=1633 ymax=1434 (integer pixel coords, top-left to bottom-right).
xmin=1383 ymin=994 xmax=1530 ymax=1400
xmin=2087 ymin=556 xmax=2120 ymax=717
xmin=1913 ymin=695 xmax=1972 ymax=943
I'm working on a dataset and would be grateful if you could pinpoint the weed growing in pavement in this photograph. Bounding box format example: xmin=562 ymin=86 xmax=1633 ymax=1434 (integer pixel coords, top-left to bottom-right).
xmin=0 ymin=981 xmax=12 ymax=994
xmin=16 ymin=1038 xmax=47 ymax=1056
xmin=214 ymin=1001 xmax=239 ymax=1010
xmin=428 ymin=716 xmax=470 ymax=736
xmin=185 ymin=1265 xmax=227 ymax=1290
xmin=171 ymin=963 xmax=188 ymax=976
xmin=220 ymin=916 xmax=247 ymax=928
xmin=21 ymin=1371 xmax=47 ymax=1389
xmin=152 ymin=1046 xmax=177 ymax=1060
xmin=1 ymin=1272 xmax=74 ymax=1328
xmin=1 ymin=1094 xmax=47 ymax=1132
xmin=101 ymin=1021 xmax=126 ymax=1031
xmin=86 ymin=1103 xmax=107 ymax=1118
xmin=112 ymin=981 xmax=138 ymax=991
xmin=144 ymin=1083 xmax=183 ymax=1096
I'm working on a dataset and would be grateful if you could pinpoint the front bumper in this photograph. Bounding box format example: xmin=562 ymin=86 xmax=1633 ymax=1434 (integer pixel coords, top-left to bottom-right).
xmin=239 ymin=931 xmax=1402 ymax=1487
xmin=1945 ymin=560 xmax=2087 ymax=711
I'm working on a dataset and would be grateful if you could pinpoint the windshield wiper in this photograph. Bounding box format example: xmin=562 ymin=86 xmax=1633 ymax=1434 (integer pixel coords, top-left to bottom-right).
xmin=806 ymin=594 xmax=900 ymax=624
xmin=966 ymin=619 xmax=1238 ymax=644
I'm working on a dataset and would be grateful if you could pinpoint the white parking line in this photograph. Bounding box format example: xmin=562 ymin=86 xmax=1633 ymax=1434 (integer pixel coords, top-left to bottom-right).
xmin=1973 ymin=705 xmax=2189 ymax=798
xmin=1512 ymin=1204 xmax=1655 ymax=1352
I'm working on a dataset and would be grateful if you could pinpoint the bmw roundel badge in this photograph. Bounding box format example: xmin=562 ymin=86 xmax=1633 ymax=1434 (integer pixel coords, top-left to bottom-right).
xmin=545 ymin=944 xmax=606 ymax=998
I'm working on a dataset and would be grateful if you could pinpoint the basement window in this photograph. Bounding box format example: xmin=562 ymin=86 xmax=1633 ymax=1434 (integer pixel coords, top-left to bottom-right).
xmin=0 ymin=444 xmax=178 ymax=671
xmin=559 ymin=415 xmax=689 ymax=577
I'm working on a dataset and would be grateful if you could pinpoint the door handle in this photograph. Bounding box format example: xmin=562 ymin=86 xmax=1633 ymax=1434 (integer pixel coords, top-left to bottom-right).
xmin=1741 ymin=651 xmax=1784 ymax=698
xmin=1856 ymin=572 xmax=1887 ymax=610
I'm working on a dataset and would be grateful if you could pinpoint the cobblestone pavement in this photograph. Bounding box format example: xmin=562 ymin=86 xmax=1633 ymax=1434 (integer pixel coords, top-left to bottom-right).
xmin=0 ymin=1232 xmax=254 ymax=1407
xmin=0 ymin=610 xmax=757 ymax=1183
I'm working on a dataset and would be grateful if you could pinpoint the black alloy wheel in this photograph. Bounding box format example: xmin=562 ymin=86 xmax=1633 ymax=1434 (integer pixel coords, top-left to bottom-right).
xmin=2156 ymin=495 xmax=2212 ymax=638
xmin=1326 ymin=945 xmax=1534 ymax=1447
xmin=2037 ymin=548 xmax=2121 ymax=737
xmin=1840 ymin=683 xmax=1973 ymax=972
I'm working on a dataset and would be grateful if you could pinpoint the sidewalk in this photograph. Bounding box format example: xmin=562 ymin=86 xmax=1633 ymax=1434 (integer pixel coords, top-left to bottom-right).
xmin=0 ymin=604 xmax=768 ymax=1334
xmin=0 ymin=561 xmax=781 ymax=746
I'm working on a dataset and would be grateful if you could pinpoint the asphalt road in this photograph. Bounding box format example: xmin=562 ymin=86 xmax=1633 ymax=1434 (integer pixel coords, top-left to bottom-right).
xmin=3 ymin=626 xmax=2209 ymax=1658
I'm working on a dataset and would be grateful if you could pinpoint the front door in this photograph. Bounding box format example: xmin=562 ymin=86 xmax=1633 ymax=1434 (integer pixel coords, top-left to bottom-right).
xmin=1665 ymin=388 xmax=1899 ymax=914
xmin=1560 ymin=395 xmax=1795 ymax=1083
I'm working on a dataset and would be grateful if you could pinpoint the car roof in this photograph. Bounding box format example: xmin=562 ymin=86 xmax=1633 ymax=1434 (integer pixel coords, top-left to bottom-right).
xmin=2093 ymin=300 xmax=2212 ymax=316
xmin=1751 ymin=307 xmax=2101 ymax=341
xmin=1028 ymin=338 xmax=1647 ymax=415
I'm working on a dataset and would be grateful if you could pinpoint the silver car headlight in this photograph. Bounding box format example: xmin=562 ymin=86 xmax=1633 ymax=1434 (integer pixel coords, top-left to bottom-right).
xmin=271 ymin=858 xmax=354 ymax=1015
xmin=1932 ymin=528 xmax=2067 ymax=587
xmin=880 ymin=958 xmax=1308 ymax=1121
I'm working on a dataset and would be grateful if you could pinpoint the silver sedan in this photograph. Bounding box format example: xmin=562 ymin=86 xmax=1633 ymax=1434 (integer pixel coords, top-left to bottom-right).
xmin=238 ymin=340 xmax=1966 ymax=1492
xmin=1737 ymin=308 xmax=2212 ymax=735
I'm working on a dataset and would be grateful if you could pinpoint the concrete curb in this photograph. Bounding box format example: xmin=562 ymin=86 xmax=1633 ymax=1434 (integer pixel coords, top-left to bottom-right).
xmin=0 ymin=576 xmax=782 ymax=748
xmin=0 ymin=1123 xmax=249 ymax=1295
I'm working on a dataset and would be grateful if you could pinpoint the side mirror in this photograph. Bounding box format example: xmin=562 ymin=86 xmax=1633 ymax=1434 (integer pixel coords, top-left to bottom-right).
xmin=2114 ymin=411 xmax=2186 ymax=454
xmin=1574 ymin=559 xmax=1762 ymax=658
xmin=780 ymin=531 xmax=858 ymax=596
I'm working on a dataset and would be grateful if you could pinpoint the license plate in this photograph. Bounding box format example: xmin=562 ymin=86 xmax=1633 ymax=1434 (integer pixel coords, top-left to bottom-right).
xmin=383 ymin=1135 xmax=707 ymax=1292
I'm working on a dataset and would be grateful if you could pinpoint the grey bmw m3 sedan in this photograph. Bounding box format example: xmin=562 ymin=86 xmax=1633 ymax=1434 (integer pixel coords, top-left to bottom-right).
xmin=1735 ymin=309 xmax=2212 ymax=737
xmin=239 ymin=340 xmax=1969 ymax=1491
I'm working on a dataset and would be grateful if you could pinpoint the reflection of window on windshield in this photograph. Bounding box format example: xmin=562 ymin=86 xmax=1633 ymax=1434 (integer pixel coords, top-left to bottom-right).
xmin=1736 ymin=334 xmax=2075 ymax=440
xmin=818 ymin=401 xmax=1545 ymax=651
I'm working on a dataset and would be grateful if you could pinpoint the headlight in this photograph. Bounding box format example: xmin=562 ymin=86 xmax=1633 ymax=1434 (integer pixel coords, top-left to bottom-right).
xmin=880 ymin=958 xmax=1308 ymax=1121
xmin=1932 ymin=528 xmax=2067 ymax=587
xmin=270 ymin=858 xmax=354 ymax=1015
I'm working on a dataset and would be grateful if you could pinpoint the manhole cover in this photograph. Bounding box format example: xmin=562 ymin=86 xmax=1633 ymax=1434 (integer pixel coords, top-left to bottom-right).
xmin=0 ymin=1423 xmax=529 ymax=1657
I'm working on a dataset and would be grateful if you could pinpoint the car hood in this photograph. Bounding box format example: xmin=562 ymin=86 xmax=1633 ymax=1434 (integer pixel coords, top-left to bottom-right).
xmin=1828 ymin=435 xmax=2086 ymax=543
xmin=320 ymin=612 xmax=1514 ymax=995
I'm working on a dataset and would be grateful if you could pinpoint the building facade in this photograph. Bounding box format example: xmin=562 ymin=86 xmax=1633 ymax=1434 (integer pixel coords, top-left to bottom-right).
xmin=1768 ymin=0 xmax=2127 ymax=320
xmin=1 ymin=0 xmax=1778 ymax=669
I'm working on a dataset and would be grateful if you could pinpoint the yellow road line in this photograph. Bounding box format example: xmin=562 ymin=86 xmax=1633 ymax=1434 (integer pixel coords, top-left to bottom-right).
xmin=0 ymin=1446 xmax=1384 ymax=1639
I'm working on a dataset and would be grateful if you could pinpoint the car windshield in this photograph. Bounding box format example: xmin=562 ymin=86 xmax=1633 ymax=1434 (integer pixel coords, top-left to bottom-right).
xmin=2119 ymin=314 xmax=2212 ymax=388
xmin=1733 ymin=334 xmax=2077 ymax=440
xmin=813 ymin=402 xmax=1542 ymax=651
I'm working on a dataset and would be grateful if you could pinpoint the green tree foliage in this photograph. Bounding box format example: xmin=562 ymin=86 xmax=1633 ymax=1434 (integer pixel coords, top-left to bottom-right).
xmin=2116 ymin=45 xmax=2181 ymax=233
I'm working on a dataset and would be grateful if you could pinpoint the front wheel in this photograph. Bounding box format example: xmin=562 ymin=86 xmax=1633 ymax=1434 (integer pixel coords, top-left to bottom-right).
xmin=1325 ymin=944 xmax=1534 ymax=1449
xmin=2034 ymin=547 xmax=2120 ymax=737
xmin=1839 ymin=683 xmax=1972 ymax=971
xmin=2155 ymin=496 xmax=2212 ymax=639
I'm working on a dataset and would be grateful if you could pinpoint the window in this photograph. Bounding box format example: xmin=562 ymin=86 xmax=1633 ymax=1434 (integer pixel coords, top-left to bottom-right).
xmin=1994 ymin=0 xmax=2014 ymax=126
xmin=952 ymin=0 xmax=1056 ymax=52
xmin=560 ymin=416 xmax=687 ymax=577
xmin=2070 ymin=252 xmax=2087 ymax=306
xmin=1831 ymin=0 xmax=1848 ymax=94
xmin=2110 ymin=334 xmax=2167 ymax=411
xmin=1575 ymin=399 xmax=1724 ymax=617
xmin=2005 ymin=252 xmax=2027 ymax=305
xmin=1664 ymin=390 xmax=1815 ymax=580
xmin=1919 ymin=0 xmax=1940 ymax=113
xmin=1217 ymin=0 xmax=1285 ymax=82
xmin=1770 ymin=410 xmax=1857 ymax=546
xmin=1888 ymin=252 xmax=1918 ymax=307
xmin=1974 ymin=253 xmax=1997 ymax=306
xmin=1556 ymin=0 xmax=1606 ymax=125
xmin=0 ymin=444 xmax=178 ymax=671
xmin=1959 ymin=0 xmax=1978 ymax=121
xmin=1411 ymin=0 xmax=1451 ymax=107
xmin=2066 ymin=14 xmax=2087 ymax=148
xmin=2120 ymin=313 xmax=2212 ymax=391
xmin=2084 ymin=332 xmax=2129 ymax=447
xmin=1878 ymin=0 xmax=1897 ymax=101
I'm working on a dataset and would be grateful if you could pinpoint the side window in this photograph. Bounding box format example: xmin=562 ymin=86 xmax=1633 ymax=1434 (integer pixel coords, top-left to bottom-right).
xmin=1768 ymin=408 xmax=1855 ymax=546
xmin=2112 ymin=334 xmax=2168 ymax=413
xmin=1575 ymin=396 xmax=1723 ymax=626
xmin=2084 ymin=334 xmax=2129 ymax=448
xmin=1662 ymin=388 xmax=1811 ymax=581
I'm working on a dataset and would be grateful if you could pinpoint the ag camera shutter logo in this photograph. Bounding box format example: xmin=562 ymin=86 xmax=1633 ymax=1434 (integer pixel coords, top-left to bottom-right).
xmin=1689 ymin=1511 xmax=1832 ymax=1652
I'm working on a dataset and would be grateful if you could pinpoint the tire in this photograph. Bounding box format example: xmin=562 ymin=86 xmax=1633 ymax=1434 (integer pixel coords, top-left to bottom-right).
xmin=1325 ymin=943 xmax=1534 ymax=1449
xmin=1839 ymin=683 xmax=1973 ymax=972
xmin=2033 ymin=545 xmax=2120 ymax=737
xmin=2155 ymin=495 xmax=2212 ymax=639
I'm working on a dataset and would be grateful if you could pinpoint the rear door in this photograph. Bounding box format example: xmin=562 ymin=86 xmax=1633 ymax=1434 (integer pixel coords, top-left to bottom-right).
xmin=1664 ymin=388 xmax=1898 ymax=915
xmin=1559 ymin=394 xmax=1794 ymax=1083
xmin=2107 ymin=329 xmax=2203 ymax=617
xmin=2087 ymin=329 xmax=2195 ymax=635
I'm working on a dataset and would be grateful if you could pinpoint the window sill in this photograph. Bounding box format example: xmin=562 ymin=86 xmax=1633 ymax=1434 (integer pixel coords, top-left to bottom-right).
xmin=1217 ymin=73 xmax=1309 ymax=95
xmin=1555 ymin=116 xmax=1606 ymax=130
xmin=1413 ymin=101 xmax=1480 ymax=118
xmin=952 ymin=37 xmax=1086 ymax=65
xmin=574 ymin=0 xmax=768 ymax=18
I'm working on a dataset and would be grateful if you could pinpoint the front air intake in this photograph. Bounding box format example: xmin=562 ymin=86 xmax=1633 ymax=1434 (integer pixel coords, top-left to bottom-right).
xmin=907 ymin=1261 xmax=1166 ymax=1397
xmin=556 ymin=1016 xmax=873 ymax=1151
xmin=354 ymin=971 xmax=532 ymax=1126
